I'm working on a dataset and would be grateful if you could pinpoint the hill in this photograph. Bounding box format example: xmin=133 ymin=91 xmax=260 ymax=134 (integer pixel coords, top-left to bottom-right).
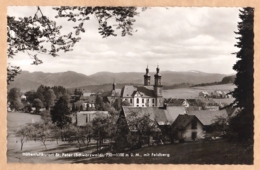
xmin=8 ymin=70 xmax=227 ymax=91
xmin=221 ymin=75 xmax=236 ymax=84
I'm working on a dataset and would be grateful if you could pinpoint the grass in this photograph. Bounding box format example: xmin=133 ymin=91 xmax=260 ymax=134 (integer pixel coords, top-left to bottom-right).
xmin=7 ymin=111 xmax=42 ymax=134
xmin=162 ymin=84 xmax=236 ymax=99
xmin=77 ymin=140 xmax=253 ymax=164
xmin=8 ymin=110 xmax=252 ymax=164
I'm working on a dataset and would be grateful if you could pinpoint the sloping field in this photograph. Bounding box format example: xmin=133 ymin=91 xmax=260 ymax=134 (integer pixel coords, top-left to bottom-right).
xmin=7 ymin=112 xmax=42 ymax=134
xmin=162 ymin=84 xmax=236 ymax=99
xmin=192 ymin=84 xmax=236 ymax=91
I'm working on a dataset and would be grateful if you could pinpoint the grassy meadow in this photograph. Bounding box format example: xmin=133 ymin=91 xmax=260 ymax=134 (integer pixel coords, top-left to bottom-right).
xmin=162 ymin=84 xmax=236 ymax=99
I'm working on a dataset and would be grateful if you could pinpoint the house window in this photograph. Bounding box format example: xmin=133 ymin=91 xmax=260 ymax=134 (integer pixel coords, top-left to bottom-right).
xmin=147 ymin=99 xmax=149 ymax=102
xmin=137 ymin=105 xmax=139 ymax=107
xmin=142 ymin=99 xmax=144 ymax=103
xmin=137 ymin=98 xmax=139 ymax=103
xmin=191 ymin=119 xmax=197 ymax=129
xmin=192 ymin=132 xmax=197 ymax=141
xmin=130 ymin=99 xmax=132 ymax=103
xmin=152 ymin=99 xmax=155 ymax=103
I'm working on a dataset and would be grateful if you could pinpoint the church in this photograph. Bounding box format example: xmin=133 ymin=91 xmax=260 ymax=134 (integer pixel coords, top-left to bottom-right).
xmin=106 ymin=66 xmax=164 ymax=107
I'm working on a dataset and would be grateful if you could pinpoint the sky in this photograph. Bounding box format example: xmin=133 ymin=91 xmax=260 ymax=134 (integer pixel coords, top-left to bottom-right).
xmin=8 ymin=7 xmax=240 ymax=75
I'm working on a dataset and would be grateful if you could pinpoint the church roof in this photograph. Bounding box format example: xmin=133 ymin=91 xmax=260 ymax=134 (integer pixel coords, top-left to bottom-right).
xmin=122 ymin=85 xmax=136 ymax=97
xmin=121 ymin=85 xmax=156 ymax=98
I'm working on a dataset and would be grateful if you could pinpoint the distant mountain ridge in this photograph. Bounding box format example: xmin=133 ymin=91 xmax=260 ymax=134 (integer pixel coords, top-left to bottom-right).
xmin=8 ymin=70 xmax=228 ymax=91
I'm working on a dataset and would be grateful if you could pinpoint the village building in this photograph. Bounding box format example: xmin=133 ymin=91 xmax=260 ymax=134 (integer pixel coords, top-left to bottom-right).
xmin=199 ymin=91 xmax=210 ymax=98
xmin=106 ymin=66 xmax=164 ymax=107
xmin=197 ymin=98 xmax=219 ymax=111
xmin=171 ymin=114 xmax=204 ymax=141
xmin=164 ymin=98 xmax=202 ymax=112
xmin=118 ymin=106 xmax=186 ymax=144
xmin=187 ymin=110 xmax=228 ymax=135
xmin=76 ymin=111 xmax=109 ymax=126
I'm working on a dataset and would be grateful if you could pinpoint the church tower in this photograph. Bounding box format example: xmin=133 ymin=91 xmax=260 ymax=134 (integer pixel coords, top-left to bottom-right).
xmin=144 ymin=65 xmax=151 ymax=86
xmin=153 ymin=65 xmax=163 ymax=106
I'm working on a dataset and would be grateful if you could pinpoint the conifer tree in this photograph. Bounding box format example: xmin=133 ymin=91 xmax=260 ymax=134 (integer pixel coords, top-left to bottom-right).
xmin=230 ymin=7 xmax=254 ymax=142
xmin=50 ymin=96 xmax=71 ymax=129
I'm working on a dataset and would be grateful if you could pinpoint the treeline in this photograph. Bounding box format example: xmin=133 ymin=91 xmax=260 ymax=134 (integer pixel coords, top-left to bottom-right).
xmin=163 ymin=83 xmax=193 ymax=90
xmin=191 ymin=81 xmax=222 ymax=87
xmin=191 ymin=75 xmax=236 ymax=88
xmin=8 ymin=85 xmax=71 ymax=113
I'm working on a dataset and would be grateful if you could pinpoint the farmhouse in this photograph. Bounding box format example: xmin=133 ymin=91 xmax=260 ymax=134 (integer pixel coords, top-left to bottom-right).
xmin=106 ymin=66 xmax=164 ymax=107
xmin=118 ymin=106 xmax=186 ymax=144
xmin=199 ymin=91 xmax=210 ymax=98
xmin=171 ymin=114 xmax=204 ymax=141
xmin=164 ymin=98 xmax=202 ymax=112
xmin=187 ymin=109 xmax=229 ymax=134
xmin=197 ymin=98 xmax=219 ymax=111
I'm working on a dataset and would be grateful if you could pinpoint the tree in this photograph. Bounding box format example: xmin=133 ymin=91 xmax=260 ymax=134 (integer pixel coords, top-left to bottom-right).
xmin=95 ymin=95 xmax=104 ymax=111
xmin=122 ymin=100 xmax=131 ymax=107
xmin=229 ymin=7 xmax=254 ymax=142
xmin=124 ymin=111 xmax=159 ymax=148
xmin=8 ymin=87 xmax=23 ymax=111
xmin=30 ymin=122 xmax=52 ymax=149
xmin=7 ymin=6 xmax=142 ymax=84
xmin=92 ymin=113 xmax=112 ymax=151
xmin=50 ymin=96 xmax=72 ymax=130
xmin=112 ymin=98 xmax=121 ymax=111
xmin=24 ymin=90 xmax=37 ymax=104
xmin=44 ymin=89 xmax=56 ymax=110
xmin=36 ymin=85 xmax=46 ymax=103
xmin=15 ymin=125 xmax=32 ymax=150
xmin=61 ymin=93 xmax=71 ymax=104
xmin=33 ymin=98 xmax=43 ymax=114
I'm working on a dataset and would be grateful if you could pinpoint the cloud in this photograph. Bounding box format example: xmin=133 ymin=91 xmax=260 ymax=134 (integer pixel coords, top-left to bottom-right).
xmin=7 ymin=6 xmax=240 ymax=75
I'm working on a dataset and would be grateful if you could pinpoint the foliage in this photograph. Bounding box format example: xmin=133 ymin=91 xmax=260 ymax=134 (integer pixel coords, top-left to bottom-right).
xmin=92 ymin=113 xmax=113 ymax=151
xmin=15 ymin=125 xmax=32 ymax=150
xmin=8 ymin=87 xmax=23 ymax=110
xmin=7 ymin=6 xmax=140 ymax=84
xmin=50 ymin=96 xmax=72 ymax=129
xmin=63 ymin=124 xmax=93 ymax=149
xmin=24 ymin=90 xmax=37 ymax=104
xmin=121 ymin=100 xmax=131 ymax=107
xmin=36 ymin=85 xmax=46 ymax=103
xmin=212 ymin=116 xmax=229 ymax=133
xmin=123 ymin=111 xmax=159 ymax=147
xmin=44 ymin=89 xmax=56 ymax=110
xmin=95 ymin=95 xmax=104 ymax=110
xmin=112 ymin=98 xmax=121 ymax=111
xmin=52 ymin=86 xmax=68 ymax=99
xmin=29 ymin=122 xmax=52 ymax=149
xmin=230 ymin=7 xmax=254 ymax=142
xmin=74 ymin=88 xmax=83 ymax=96
xmin=33 ymin=98 xmax=43 ymax=114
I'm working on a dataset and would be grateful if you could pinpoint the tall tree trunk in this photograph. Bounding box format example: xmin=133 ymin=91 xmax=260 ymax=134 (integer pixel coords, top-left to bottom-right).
xmin=20 ymin=141 xmax=24 ymax=150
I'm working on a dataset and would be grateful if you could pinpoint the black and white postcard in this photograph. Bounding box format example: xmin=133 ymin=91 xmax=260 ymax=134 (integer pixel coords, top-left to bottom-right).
xmin=6 ymin=6 xmax=254 ymax=165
